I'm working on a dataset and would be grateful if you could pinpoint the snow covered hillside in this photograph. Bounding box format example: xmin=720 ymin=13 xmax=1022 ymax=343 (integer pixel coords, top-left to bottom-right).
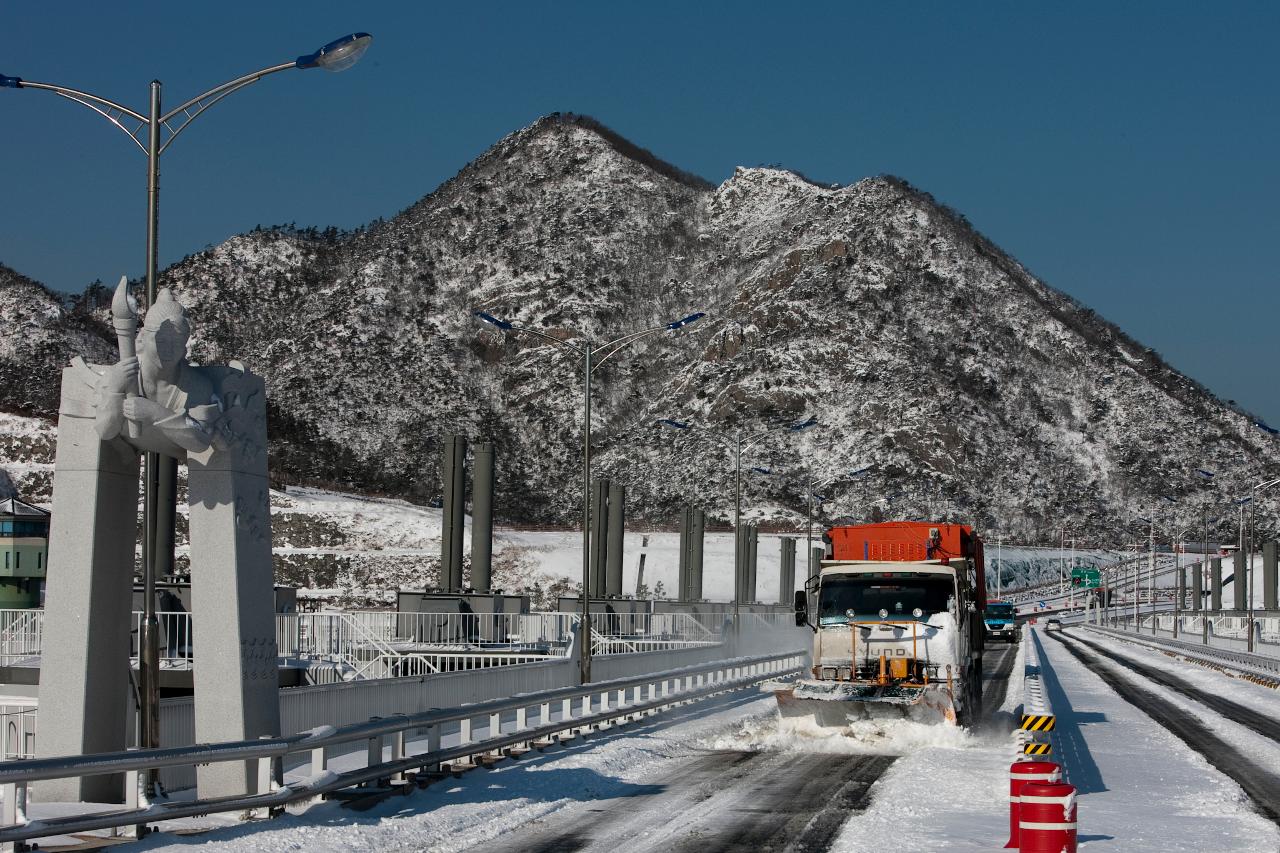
xmin=2 ymin=114 xmax=1278 ymax=544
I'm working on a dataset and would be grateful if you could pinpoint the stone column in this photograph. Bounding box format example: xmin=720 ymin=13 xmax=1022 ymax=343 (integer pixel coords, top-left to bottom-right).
xmin=690 ymin=509 xmax=705 ymax=601
xmin=1191 ymin=559 xmax=1202 ymax=611
xmin=780 ymin=537 xmax=796 ymax=604
xmin=185 ymin=367 xmax=280 ymax=798
xmin=1210 ymin=556 xmax=1223 ymax=610
xmin=605 ymin=482 xmax=625 ymax=597
xmin=440 ymin=434 xmax=467 ymax=591
xmin=590 ymin=478 xmax=609 ymax=597
xmin=677 ymin=507 xmax=691 ymax=602
xmin=37 ymin=365 xmax=140 ymax=803
xmin=470 ymin=442 xmax=494 ymax=592
xmin=746 ymin=524 xmax=759 ymax=604
xmin=1233 ymin=551 xmax=1247 ymax=610
xmin=734 ymin=525 xmax=746 ymax=605
xmin=1264 ymin=541 xmax=1278 ymax=612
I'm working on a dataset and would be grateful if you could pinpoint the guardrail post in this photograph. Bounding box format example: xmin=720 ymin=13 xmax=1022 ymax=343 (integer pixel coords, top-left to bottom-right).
xmin=364 ymin=732 xmax=384 ymax=786
xmin=459 ymin=717 xmax=472 ymax=745
xmin=2 ymin=783 xmax=14 ymax=851
xmin=249 ymin=735 xmax=282 ymax=820
xmin=489 ymin=712 xmax=501 ymax=741
xmin=390 ymin=730 xmax=407 ymax=785
xmin=310 ymin=744 xmax=327 ymax=777
xmin=118 ymin=766 xmax=139 ymax=839
xmin=424 ymin=724 xmax=442 ymax=774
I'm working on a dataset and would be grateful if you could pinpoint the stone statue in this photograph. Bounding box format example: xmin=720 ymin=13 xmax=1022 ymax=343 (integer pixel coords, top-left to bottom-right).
xmin=39 ymin=277 xmax=279 ymax=803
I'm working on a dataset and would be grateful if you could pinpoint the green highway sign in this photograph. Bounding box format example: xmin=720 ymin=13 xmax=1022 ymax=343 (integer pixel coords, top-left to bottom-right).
xmin=1071 ymin=566 xmax=1102 ymax=589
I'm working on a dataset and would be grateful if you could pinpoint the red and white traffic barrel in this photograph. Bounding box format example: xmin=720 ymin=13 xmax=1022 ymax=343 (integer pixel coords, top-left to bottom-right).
xmin=1018 ymin=781 xmax=1077 ymax=853
xmin=1006 ymin=761 xmax=1062 ymax=848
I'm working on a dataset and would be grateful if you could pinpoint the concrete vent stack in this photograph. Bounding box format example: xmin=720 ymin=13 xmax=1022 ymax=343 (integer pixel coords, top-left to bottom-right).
xmin=779 ymin=537 xmax=796 ymax=604
xmin=1264 ymin=541 xmax=1278 ymax=611
xmin=689 ymin=508 xmax=705 ymax=601
xmin=440 ymin=434 xmax=467 ymax=592
xmin=1234 ymin=551 xmax=1247 ymax=610
xmin=605 ymin=482 xmax=625 ymax=597
xmin=470 ymin=442 xmax=495 ymax=593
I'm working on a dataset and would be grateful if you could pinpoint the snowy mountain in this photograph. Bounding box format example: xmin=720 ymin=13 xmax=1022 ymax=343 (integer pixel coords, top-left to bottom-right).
xmin=2 ymin=113 xmax=1278 ymax=544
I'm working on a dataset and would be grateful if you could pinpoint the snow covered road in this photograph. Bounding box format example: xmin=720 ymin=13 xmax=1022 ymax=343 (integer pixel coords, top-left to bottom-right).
xmin=1035 ymin=627 xmax=1280 ymax=850
xmin=129 ymin=645 xmax=1017 ymax=852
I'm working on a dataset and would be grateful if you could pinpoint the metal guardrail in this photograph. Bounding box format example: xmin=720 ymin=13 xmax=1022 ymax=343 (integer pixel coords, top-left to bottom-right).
xmin=0 ymin=649 xmax=804 ymax=848
xmin=1084 ymin=624 xmax=1280 ymax=683
xmin=1097 ymin=610 xmax=1280 ymax=656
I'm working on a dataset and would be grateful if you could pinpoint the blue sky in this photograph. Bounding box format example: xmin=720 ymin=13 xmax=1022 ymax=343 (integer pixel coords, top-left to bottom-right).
xmin=2 ymin=2 xmax=1277 ymax=425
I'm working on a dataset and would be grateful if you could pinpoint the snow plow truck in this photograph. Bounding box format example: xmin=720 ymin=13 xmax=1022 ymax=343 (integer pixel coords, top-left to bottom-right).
xmin=779 ymin=522 xmax=986 ymax=728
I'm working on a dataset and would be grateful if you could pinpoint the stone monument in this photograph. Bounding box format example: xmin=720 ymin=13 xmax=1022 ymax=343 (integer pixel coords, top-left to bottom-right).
xmin=38 ymin=277 xmax=280 ymax=802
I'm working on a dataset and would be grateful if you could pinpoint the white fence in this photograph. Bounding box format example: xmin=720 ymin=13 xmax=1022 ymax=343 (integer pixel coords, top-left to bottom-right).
xmin=0 ymin=608 xmax=728 ymax=677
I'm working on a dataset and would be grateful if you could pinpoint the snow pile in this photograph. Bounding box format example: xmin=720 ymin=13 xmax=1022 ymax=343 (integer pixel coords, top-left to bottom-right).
xmin=707 ymin=711 xmax=975 ymax=755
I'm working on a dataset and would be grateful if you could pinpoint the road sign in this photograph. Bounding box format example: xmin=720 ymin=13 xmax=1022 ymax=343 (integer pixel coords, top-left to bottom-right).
xmin=1070 ymin=567 xmax=1101 ymax=589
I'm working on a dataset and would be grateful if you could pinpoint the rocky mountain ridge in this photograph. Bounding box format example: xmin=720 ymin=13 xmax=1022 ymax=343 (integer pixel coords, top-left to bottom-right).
xmin=2 ymin=113 xmax=1277 ymax=544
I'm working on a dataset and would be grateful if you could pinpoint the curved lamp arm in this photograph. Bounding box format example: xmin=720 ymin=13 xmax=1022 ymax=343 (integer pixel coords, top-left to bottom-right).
xmin=590 ymin=312 xmax=705 ymax=370
xmin=3 ymin=32 xmax=371 ymax=157
xmin=2 ymin=78 xmax=148 ymax=153
xmin=159 ymin=61 xmax=296 ymax=154
xmin=474 ymin=311 xmax=585 ymax=357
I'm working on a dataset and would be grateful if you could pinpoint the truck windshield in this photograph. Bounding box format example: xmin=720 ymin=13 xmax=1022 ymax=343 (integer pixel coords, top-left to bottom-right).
xmin=987 ymin=604 xmax=1015 ymax=619
xmin=818 ymin=575 xmax=955 ymax=623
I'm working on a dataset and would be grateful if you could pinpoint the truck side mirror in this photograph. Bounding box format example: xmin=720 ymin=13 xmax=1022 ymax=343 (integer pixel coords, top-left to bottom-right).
xmin=793 ymin=590 xmax=808 ymax=627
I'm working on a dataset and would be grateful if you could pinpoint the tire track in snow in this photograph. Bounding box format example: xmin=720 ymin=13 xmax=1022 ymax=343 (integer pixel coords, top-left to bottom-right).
xmin=981 ymin=642 xmax=1019 ymax=721
xmin=491 ymin=749 xmax=894 ymax=853
xmin=1066 ymin=629 xmax=1280 ymax=743
xmin=1047 ymin=630 xmax=1280 ymax=824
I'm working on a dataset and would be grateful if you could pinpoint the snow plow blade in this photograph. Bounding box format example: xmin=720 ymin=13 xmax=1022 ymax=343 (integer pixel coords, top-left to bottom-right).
xmin=774 ymin=681 xmax=958 ymax=727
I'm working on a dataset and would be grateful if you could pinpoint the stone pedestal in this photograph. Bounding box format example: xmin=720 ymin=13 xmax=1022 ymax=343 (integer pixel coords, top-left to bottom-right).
xmin=37 ymin=358 xmax=281 ymax=802
xmin=37 ymin=364 xmax=139 ymax=803
xmin=186 ymin=368 xmax=279 ymax=797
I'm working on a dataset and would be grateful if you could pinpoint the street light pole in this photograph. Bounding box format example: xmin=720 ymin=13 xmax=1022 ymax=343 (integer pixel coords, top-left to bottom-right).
xmin=3 ymin=33 xmax=372 ymax=770
xmin=478 ymin=310 xmax=705 ymax=683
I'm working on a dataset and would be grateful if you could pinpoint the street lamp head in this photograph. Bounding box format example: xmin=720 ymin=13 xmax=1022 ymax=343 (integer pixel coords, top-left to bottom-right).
xmin=849 ymin=466 xmax=872 ymax=477
xmin=657 ymin=418 xmax=690 ymax=430
xmin=473 ymin=310 xmax=513 ymax=330
xmin=1195 ymin=469 xmax=1215 ymax=480
xmin=751 ymin=466 xmax=772 ymax=475
xmin=296 ymin=33 xmax=373 ymax=72
xmin=0 ymin=74 xmax=22 ymax=89
xmin=665 ymin=311 xmax=706 ymax=331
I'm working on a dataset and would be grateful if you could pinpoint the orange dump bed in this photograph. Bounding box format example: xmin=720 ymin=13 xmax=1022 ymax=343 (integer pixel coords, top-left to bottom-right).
xmin=827 ymin=522 xmax=986 ymax=607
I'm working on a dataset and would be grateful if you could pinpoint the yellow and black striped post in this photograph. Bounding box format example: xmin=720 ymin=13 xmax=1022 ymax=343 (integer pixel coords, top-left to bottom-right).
xmin=1020 ymin=714 xmax=1056 ymax=733
xmin=1023 ymin=742 xmax=1053 ymax=755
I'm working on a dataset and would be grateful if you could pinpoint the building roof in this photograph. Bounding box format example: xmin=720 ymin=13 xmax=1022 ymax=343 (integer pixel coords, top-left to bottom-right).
xmin=0 ymin=498 xmax=50 ymax=519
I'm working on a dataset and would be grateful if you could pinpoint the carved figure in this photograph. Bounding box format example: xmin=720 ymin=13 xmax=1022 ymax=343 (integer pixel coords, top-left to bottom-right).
xmin=38 ymin=276 xmax=279 ymax=803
